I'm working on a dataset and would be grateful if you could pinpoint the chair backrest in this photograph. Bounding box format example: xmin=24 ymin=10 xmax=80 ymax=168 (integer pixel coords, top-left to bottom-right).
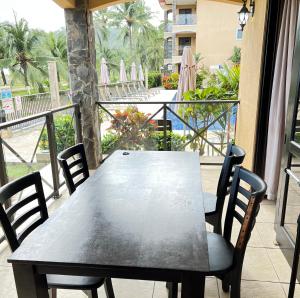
xmin=155 ymin=119 xmax=172 ymax=132
xmin=57 ymin=143 xmax=89 ymax=195
xmin=215 ymin=143 xmax=246 ymax=213
xmin=224 ymin=166 xmax=266 ymax=261
xmin=0 ymin=172 xmax=48 ymax=252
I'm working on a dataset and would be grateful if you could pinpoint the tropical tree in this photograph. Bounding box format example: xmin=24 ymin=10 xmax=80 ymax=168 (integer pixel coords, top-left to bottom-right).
xmin=94 ymin=10 xmax=110 ymax=47
xmin=109 ymin=1 xmax=153 ymax=50
xmin=4 ymin=16 xmax=47 ymax=87
xmin=44 ymin=31 xmax=68 ymax=82
xmin=0 ymin=25 xmax=10 ymax=85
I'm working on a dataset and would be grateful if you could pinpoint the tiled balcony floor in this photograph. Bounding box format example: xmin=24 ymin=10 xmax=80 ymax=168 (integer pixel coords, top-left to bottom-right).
xmin=0 ymin=165 xmax=298 ymax=297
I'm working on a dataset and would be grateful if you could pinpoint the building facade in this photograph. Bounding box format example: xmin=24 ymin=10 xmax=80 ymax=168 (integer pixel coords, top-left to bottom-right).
xmin=159 ymin=0 xmax=242 ymax=72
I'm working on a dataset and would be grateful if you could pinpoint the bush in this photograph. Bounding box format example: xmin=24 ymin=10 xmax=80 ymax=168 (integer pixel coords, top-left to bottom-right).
xmin=162 ymin=73 xmax=179 ymax=90
xmin=148 ymin=72 xmax=161 ymax=88
xmin=39 ymin=115 xmax=75 ymax=153
xmin=151 ymin=131 xmax=186 ymax=151
xmin=101 ymin=133 xmax=119 ymax=154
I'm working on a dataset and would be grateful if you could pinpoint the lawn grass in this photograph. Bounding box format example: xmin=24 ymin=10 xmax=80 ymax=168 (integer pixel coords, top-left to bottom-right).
xmin=6 ymin=163 xmax=45 ymax=181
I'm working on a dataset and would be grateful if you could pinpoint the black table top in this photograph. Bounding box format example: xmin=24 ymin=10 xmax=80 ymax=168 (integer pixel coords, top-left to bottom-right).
xmin=9 ymin=151 xmax=209 ymax=273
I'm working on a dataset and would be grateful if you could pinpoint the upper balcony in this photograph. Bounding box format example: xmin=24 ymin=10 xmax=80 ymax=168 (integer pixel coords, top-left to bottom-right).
xmin=159 ymin=0 xmax=197 ymax=7
xmin=172 ymin=14 xmax=197 ymax=34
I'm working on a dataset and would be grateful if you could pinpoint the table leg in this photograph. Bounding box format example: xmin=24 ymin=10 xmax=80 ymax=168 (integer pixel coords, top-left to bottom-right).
xmin=181 ymin=273 xmax=205 ymax=298
xmin=12 ymin=264 xmax=49 ymax=298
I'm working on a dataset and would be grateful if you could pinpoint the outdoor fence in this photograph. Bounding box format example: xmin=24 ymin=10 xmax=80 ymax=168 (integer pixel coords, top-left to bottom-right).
xmin=97 ymin=100 xmax=239 ymax=165
xmin=0 ymin=103 xmax=81 ymax=245
xmin=1 ymin=90 xmax=71 ymax=130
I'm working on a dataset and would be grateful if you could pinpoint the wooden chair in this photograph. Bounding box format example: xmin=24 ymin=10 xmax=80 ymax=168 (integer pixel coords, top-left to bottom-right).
xmin=0 ymin=172 xmax=115 ymax=298
xmin=168 ymin=166 xmax=267 ymax=298
xmin=204 ymin=143 xmax=246 ymax=234
xmin=57 ymin=143 xmax=89 ymax=195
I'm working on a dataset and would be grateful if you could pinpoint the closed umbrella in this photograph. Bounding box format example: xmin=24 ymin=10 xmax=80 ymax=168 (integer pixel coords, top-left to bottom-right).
xmin=131 ymin=62 xmax=137 ymax=81
xmin=119 ymin=59 xmax=127 ymax=82
xmin=138 ymin=64 xmax=145 ymax=82
xmin=100 ymin=58 xmax=110 ymax=85
xmin=176 ymin=46 xmax=196 ymax=101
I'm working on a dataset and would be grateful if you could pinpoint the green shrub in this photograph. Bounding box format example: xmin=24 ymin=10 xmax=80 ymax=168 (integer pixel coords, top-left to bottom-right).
xmin=162 ymin=73 xmax=179 ymax=90
xmin=101 ymin=133 xmax=120 ymax=154
xmin=148 ymin=72 xmax=161 ymax=88
xmin=39 ymin=115 xmax=75 ymax=153
xmin=151 ymin=131 xmax=186 ymax=151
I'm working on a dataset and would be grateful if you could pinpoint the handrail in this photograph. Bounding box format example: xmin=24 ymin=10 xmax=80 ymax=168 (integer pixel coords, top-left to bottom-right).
xmin=97 ymin=100 xmax=240 ymax=105
xmin=0 ymin=104 xmax=79 ymax=130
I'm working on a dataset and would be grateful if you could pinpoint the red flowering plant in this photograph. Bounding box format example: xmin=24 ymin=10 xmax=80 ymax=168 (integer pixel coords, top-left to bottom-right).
xmin=109 ymin=106 xmax=157 ymax=150
xmin=162 ymin=73 xmax=179 ymax=90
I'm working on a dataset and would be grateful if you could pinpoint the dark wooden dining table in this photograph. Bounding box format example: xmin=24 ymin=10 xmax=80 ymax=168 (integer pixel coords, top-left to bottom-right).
xmin=8 ymin=150 xmax=209 ymax=298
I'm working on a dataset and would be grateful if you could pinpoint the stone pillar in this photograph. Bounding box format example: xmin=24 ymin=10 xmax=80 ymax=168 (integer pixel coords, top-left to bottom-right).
xmin=64 ymin=0 xmax=101 ymax=169
xmin=48 ymin=61 xmax=60 ymax=108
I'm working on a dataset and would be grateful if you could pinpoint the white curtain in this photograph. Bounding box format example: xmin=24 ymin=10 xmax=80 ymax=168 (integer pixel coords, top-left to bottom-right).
xmin=264 ymin=0 xmax=298 ymax=200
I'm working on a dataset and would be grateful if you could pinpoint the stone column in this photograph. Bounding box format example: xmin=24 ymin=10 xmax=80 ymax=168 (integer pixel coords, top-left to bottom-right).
xmin=64 ymin=0 xmax=101 ymax=169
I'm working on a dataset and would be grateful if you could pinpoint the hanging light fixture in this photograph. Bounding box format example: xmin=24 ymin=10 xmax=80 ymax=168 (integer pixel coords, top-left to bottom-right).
xmin=238 ymin=0 xmax=250 ymax=30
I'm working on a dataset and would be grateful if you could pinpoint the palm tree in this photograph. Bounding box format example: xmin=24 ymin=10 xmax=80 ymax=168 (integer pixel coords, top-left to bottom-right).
xmin=5 ymin=16 xmax=47 ymax=87
xmin=94 ymin=10 xmax=110 ymax=47
xmin=0 ymin=25 xmax=10 ymax=85
xmin=44 ymin=31 xmax=68 ymax=82
xmin=109 ymin=1 xmax=153 ymax=50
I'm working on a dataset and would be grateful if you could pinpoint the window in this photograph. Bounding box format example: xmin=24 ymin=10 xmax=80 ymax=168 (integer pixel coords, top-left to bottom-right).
xmin=236 ymin=28 xmax=243 ymax=40
xmin=178 ymin=9 xmax=192 ymax=25
xmin=178 ymin=37 xmax=191 ymax=55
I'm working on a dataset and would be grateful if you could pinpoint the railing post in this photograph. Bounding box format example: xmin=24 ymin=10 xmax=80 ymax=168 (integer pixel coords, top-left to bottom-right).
xmin=163 ymin=103 xmax=167 ymax=151
xmin=74 ymin=104 xmax=83 ymax=144
xmin=46 ymin=112 xmax=60 ymax=198
xmin=0 ymin=134 xmax=9 ymax=208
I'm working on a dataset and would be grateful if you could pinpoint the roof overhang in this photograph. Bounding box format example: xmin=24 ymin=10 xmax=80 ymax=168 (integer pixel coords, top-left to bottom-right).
xmin=53 ymin=0 xmax=128 ymax=10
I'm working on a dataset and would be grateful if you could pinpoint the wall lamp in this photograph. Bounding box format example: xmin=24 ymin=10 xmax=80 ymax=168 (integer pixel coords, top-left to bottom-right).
xmin=238 ymin=0 xmax=255 ymax=30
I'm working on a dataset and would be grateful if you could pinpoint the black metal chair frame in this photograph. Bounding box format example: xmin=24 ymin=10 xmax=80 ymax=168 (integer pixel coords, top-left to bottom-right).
xmin=288 ymin=214 xmax=300 ymax=298
xmin=155 ymin=119 xmax=172 ymax=151
xmin=168 ymin=166 xmax=267 ymax=298
xmin=57 ymin=143 xmax=90 ymax=195
xmin=205 ymin=143 xmax=246 ymax=234
xmin=0 ymin=172 xmax=114 ymax=298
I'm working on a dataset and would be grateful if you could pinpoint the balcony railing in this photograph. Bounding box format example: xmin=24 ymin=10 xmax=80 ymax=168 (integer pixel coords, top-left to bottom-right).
xmin=97 ymin=100 xmax=239 ymax=164
xmin=165 ymin=23 xmax=172 ymax=32
xmin=175 ymin=14 xmax=197 ymax=25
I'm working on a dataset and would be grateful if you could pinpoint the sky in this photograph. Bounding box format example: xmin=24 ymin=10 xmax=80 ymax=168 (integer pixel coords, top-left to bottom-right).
xmin=0 ymin=0 xmax=164 ymax=32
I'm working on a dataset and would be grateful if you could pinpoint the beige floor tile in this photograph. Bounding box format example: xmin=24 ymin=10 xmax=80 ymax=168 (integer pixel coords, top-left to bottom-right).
xmin=218 ymin=280 xmax=286 ymax=298
xmin=0 ymin=241 xmax=12 ymax=267
xmin=282 ymin=283 xmax=300 ymax=297
xmin=242 ymin=247 xmax=279 ymax=282
xmin=267 ymin=248 xmax=294 ymax=283
xmin=257 ymin=204 xmax=276 ymax=223
xmin=0 ymin=266 xmax=18 ymax=298
xmin=152 ymin=282 xmax=168 ymax=298
xmin=256 ymin=223 xmax=282 ymax=248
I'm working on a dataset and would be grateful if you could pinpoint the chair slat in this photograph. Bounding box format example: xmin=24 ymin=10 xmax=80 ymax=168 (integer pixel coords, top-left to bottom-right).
xmin=233 ymin=210 xmax=244 ymax=224
xmin=71 ymin=168 xmax=85 ymax=179
xmin=17 ymin=217 xmax=47 ymax=244
xmin=68 ymin=158 xmax=83 ymax=169
xmin=12 ymin=206 xmax=41 ymax=230
xmin=236 ymin=198 xmax=248 ymax=212
xmin=238 ymin=185 xmax=251 ymax=199
xmin=6 ymin=193 xmax=39 ymax=218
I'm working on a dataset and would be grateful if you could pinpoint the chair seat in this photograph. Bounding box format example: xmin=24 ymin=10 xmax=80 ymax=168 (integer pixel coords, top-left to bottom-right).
xmin=208 ymin=232 xmax=234 ymax=274
xmin=47 ymin=274 xmax=105 ymax=290
xmin=203 ymin=192 xmax=217 ymax=215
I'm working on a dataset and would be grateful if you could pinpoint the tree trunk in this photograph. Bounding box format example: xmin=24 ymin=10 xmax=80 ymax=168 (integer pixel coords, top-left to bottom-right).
xmin=22 ymin=64 xmax=29 ymax=87
xmin=0 ymin=69 xmax=7 ymax=85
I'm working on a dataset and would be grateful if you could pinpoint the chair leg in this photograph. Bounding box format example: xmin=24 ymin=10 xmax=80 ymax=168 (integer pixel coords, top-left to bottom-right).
xmin=167 ymin=282 xmax=178 ymax=298
xmin=49 ymin=288 xmax=57 ymax=298
xmin=230 ymin=278 xmax=241 ymax=298
xmin=221 ymin=274 xmax=230 ymax=293
xmin=104 ymin=278 xmax=115 ymax=298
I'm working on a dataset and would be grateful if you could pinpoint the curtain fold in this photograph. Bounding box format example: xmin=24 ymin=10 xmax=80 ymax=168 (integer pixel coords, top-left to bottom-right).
xmin=264 ymin=0 xmax=298 ymax=200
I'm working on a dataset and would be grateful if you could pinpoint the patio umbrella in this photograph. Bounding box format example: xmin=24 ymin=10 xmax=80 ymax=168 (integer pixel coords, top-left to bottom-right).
xmin=131 ymin=62 xmax=137 ymax=81
xmin=100 ymin=57 xmax=110 ymax=85
xmin=176 ymin=46 xmax=196 ymax=101
xmin=119 ymin=59 xmax=127 ymax=82
xmin=138 ymin=64 xmax=145 ymax=82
